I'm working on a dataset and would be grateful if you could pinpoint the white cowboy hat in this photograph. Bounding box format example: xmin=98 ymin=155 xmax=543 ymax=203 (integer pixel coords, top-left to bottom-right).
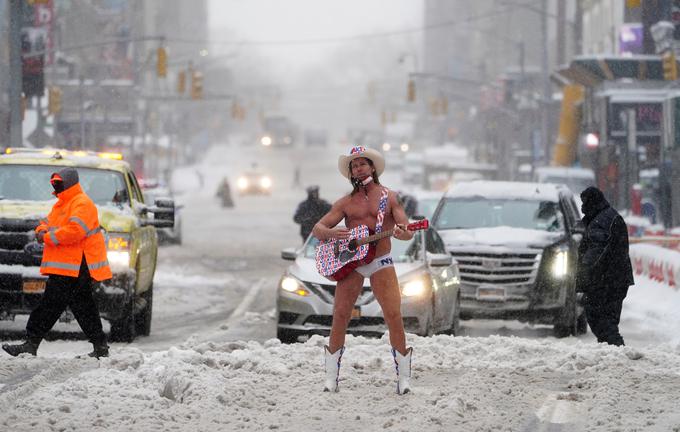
xmin=337 ymin=146 xmax=385 ymax=179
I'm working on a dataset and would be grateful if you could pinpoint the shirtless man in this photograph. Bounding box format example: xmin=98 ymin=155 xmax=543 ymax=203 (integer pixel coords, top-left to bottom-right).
xmin=312 ymin=146 xmax=414 ymax=395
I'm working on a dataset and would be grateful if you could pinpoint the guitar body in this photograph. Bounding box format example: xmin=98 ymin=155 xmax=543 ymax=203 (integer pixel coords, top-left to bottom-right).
xmin=316 ymin=225 xmax=374 ymax=281
xmin=315 ymin=219 xmax=429 ymax=281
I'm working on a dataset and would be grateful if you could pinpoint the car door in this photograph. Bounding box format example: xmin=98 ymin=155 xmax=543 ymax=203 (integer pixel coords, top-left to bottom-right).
xmin=127 ymin=170 xmax=157 ymax=292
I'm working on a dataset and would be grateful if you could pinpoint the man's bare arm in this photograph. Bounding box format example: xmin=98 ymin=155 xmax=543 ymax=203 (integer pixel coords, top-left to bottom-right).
xmin=312 ymin=197 xmax=350 ymax=240
xmin=390 ymin=192 xmax=414 ymax=241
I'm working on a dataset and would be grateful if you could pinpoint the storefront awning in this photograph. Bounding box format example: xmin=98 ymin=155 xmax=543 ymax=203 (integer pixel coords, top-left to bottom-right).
xmin=553 ymin=55 xmax=671 ymax=87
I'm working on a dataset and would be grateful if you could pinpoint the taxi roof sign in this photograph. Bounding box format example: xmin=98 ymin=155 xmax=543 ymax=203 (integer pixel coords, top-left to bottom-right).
xmin=4 ymin=147 xmax=123 ymax=160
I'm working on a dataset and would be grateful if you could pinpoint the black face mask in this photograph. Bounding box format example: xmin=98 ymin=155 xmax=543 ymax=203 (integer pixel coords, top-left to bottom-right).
xmin=51 ymin=180 xmax=64 ymax=194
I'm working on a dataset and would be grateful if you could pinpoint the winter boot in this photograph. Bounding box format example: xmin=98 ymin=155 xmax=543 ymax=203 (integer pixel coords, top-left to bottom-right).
xmin=87 ymin=342 xmax=109 ymax=359
xmin=323 ymin=345 xmax=345 ymax=392
xmin=2 ymin=339 xmax=40 ymax=357
xmin=392 ymin=347 xmax=413 ymax=395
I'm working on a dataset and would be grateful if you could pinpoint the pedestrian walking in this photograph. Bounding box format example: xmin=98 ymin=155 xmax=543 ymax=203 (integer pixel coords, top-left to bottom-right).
xmin=2 ymin=168 xmax=112 ymax=358
xmin=293 ymin=185 xmax=331 ymax=243
xmin=576 ymin=186 xmax=634 ymax=346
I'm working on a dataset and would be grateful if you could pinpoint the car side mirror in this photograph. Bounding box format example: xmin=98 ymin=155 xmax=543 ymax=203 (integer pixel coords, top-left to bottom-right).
xmin=142 ymin=198 xmax=175 ymax=228
xmin=281 ymin=247 xmax=297 ymax=260
xmin=428 ymin=252 xmax=452 ymax=267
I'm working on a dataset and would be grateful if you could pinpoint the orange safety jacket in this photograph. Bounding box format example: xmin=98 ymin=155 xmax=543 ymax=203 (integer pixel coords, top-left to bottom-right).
xmin=36 ymin=183 xmax=112 ymax=281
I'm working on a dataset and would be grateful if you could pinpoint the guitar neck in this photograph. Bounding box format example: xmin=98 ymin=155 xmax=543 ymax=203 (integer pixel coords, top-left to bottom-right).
xmin=356 ymin=229 xmax=394 ymax=246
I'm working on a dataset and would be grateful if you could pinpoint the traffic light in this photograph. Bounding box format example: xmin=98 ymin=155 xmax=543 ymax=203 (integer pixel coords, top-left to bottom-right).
xmin=662 ymin=51 xmax=678 ymax=81
xmin=47 ymin=86 xmax=62 ymax=115
xmin=191 ymin=70 xmax=203 ymax=100
xmin=407 ymin=79 xmax=416 ymax=102
xmin=177 ymin=70 xmax=186 ymax=94
xmin=156 ymin=47 xmax=167 ymax=78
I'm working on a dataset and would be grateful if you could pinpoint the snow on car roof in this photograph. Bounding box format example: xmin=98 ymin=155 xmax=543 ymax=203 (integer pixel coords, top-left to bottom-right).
xmin=445 ymin=180 xmax=565 ymax=201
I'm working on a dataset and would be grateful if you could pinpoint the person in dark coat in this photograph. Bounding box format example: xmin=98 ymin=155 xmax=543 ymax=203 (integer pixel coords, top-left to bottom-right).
xmin=294 ymin=185 xmax=331 ymax=242
xmin=576 ymin=186 xmax=634 ymax=346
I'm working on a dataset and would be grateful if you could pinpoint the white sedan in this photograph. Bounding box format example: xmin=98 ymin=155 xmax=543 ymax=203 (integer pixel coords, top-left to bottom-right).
xmin=275 ymin=225 xmax=461 ymax=343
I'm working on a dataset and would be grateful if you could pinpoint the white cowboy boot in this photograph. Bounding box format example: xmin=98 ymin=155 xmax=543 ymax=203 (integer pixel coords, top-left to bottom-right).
xmin=392 ymin=347 xmax=413 ymax=395
xmin=323 ymin=345 xmax=345 ymax=392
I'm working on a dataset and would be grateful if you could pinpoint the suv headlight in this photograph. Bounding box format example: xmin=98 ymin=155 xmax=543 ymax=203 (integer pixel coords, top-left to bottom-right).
xmin=107 ymin=233 xmax=130 ymax=268
xmin=551 ymin=249 xmax=568 ymax=278
xmin=280 ymin=276 xmax=309 ymax=296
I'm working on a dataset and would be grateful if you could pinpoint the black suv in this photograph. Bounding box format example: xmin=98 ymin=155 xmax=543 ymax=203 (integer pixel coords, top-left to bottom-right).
xmin=431 ymin=180 xmax=587 ymax=337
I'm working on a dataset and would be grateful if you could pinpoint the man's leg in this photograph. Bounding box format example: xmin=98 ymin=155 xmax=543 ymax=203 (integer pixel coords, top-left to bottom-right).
xmin=26 ymin=275 xmax=72 ymax=342
xmin=370 ymin=268 xmax=406 ymax=355
xmin=598 ymin=296 xmax=626 ymax=346
xmin=328 ymin=271 xmax=364 ymax=354
xmin=584 ymin=294 xmax=608 ymax=343
xmin=69 ymin=269 xmax=106 ymax=347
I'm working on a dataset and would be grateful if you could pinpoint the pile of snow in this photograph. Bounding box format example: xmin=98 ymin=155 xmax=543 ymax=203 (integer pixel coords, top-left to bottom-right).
xmin=2 ymin=333 xmax=680 ymax=431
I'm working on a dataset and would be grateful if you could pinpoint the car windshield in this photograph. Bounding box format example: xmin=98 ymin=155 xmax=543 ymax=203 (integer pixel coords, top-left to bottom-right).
xmin=302 ymin=233 xmax=419 ymax=263
xmin=0 ymin=164 xmax=128 ymax=206
xmin=435 ymin=198 xmax=564 ymax=232
xmin=416 ymin=198 xmax=440 ymax=220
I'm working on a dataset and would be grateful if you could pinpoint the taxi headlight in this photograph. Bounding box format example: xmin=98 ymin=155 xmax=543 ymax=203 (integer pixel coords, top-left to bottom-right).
xmin=106 ymin=233 xmax=130 ymax=268
xmin=261 ymin=136 xmax=272 ymax=146
xmin=401 ymin=278 xmax=427 ymax=297
xmin=260 ymin=177 xmax=272 ymax=189
xmin=400 ymin=143 xmax=409 ymax=152
xmin=107 ymin=251 xmax=130 ymax=267
xmin=280 ymin=276 xmax=309 ymax=296
xmin=237 ymin=177 xmax=249 ymax=190
xmin=552 ymin=250 xmax=568 ymax=278
xmin=382 ymin=142 xmax=391 ymax=152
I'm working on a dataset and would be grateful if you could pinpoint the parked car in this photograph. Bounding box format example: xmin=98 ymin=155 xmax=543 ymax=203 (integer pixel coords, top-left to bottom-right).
xmin=0 ymin=148 xmax=174 ymax=342
xmin=431 ymin=180 xmax=587 ymax=337
xmin=141 ymin=179 xmax=183 ymax=245
xmin=275 ymin=225 xmax=461 ymax=343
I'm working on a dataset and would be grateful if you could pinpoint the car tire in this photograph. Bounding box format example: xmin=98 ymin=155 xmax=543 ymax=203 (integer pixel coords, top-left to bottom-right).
xmin=135 ymin=284 xmax=153 ymax=337
xmin=576 ymin=311 xmax=588 ymax=335
xmin=554 ymin=281 xmax=578 ymax=338
xmin=110 ymin=296 xmax=136 ymax=342
xmin=277 ymin=327 xmax=299 ymax=344
xmin=449 ymin=293 xmax=461 ymax=336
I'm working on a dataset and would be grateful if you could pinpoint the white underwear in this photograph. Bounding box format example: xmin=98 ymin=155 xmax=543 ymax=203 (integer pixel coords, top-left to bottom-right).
xmin=356 ymin=253 xmax=394 ymax=278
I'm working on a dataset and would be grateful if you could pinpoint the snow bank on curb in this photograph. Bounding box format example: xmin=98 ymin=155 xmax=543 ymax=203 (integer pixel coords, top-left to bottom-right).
xmin=2 ymin=335 xmax=680 ymax=432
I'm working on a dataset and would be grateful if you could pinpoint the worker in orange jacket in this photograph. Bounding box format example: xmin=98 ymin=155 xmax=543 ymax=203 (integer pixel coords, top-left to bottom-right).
xmin=2 ymin=167 xmax=112 ymax=358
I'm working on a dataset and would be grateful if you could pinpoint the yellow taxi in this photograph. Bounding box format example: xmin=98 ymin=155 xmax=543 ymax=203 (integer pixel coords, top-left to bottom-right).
xmin=0 ymin=148 xmax=174 ymax=342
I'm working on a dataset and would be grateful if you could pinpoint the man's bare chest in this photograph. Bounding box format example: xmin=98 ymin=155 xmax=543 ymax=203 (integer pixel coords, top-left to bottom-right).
xmin=343 ymin=189 xmax=390 ymax=228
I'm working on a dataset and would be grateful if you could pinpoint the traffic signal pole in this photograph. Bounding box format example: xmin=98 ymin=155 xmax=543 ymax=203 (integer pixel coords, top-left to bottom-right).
xmin=9 ymin=0 xmax=23 ymax=147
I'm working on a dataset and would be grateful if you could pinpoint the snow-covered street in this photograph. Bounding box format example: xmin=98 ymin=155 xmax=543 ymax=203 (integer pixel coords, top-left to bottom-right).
xmin=2 ymin=143 xmax=680 ymax=431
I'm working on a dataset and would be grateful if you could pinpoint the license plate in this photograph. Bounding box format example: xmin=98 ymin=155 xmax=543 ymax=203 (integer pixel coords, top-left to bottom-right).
xmin=23 ymin=280 xmax=46 ymax=294
xmin=351 ymin=307 xmax=361 ymax=320
xmin=476 ymin=286 xmax=505 ymax=301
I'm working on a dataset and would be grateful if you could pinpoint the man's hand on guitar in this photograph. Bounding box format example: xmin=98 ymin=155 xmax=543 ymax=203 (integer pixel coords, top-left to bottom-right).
xmin=393 ymin=224 xmax=414 ymax=241
xmin=331 ymin=227 xmax=351 ymax=240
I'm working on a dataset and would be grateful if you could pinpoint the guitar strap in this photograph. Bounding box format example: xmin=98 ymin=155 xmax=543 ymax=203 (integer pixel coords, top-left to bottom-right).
xmin=374 ymin=187 xmax=389 ymax=234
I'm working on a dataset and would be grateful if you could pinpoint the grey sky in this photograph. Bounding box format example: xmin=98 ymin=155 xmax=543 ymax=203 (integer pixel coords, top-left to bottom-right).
xmin=208 ymin=0 xmax=423 ymax=70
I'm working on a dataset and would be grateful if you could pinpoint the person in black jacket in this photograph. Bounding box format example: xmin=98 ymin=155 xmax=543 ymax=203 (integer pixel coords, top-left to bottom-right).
xmin=294 ymin=186 xmax=331 ymax=242
xmin=576 ymin=186 xmax=634 ymax=346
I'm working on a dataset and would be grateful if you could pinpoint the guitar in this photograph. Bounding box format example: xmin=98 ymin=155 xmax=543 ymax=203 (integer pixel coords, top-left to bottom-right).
xmin=315 ymin=219 xmax=429 ymax=281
